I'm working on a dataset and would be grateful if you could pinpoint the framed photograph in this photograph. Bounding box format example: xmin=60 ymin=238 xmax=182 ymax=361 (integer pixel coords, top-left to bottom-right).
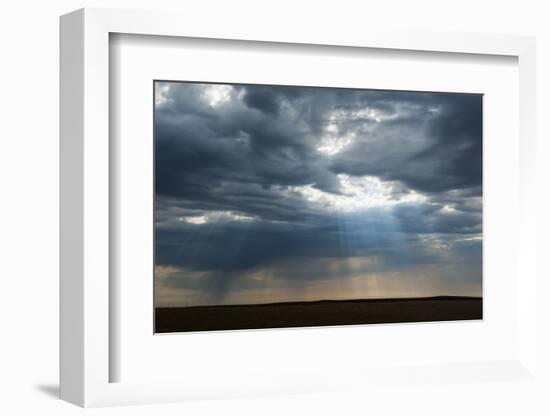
xmin=152 ymin=80 xmax=484 ymax=334
xmin=60 ymin=8 xmax=538 ymax=408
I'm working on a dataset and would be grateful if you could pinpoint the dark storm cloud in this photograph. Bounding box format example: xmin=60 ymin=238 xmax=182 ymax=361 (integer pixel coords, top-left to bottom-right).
xmin=155 ymin=208 xmax=481 ymax=302
xmin=155 ymin=88 xmax=328 ymax=202
xmin=329 ymin=93 xmax=482 ymax=195
xmin=156 ymin=202 xmax=480 ymax=275
xmin=243 ymin=85 xmax=281 ymax=115
xmin=392 ymin=202 xmax=482 ymax=235
xmin=154 ymin=81 xmax=483 ymax=304
xmin=156 ymin=84 xmax=481 ymax=214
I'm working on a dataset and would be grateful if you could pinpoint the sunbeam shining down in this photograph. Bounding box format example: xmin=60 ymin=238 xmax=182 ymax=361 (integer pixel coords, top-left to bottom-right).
xmin=154 ymin=81 xmax=483 ymax=332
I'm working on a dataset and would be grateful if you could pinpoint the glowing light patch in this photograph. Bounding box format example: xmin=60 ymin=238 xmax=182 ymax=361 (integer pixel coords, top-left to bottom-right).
xmin=329 ymin=107 xmax=395 ymax=123
xmin=457 ymin=235 xmax=483 ymax=242
xmin=316 ymin=134 xmax=354 ymax=156
xmin=203 ymin=84 xmax=233 ymax=107
xmin=316 ymin=107 xmax=397 ymax=156
xmin=289 ymin=174 xmax=427 ymax=212
xmin=178 ymin=211 xmax=255 ymax=224
xmin=178 ymin=215 xmax=208 ymax=224
xmin=441 ymin=204 xmax=457 ymax=213
xmin=155 ymin=83 xmax=171 ymax=105
xmin=226 ymin=212 xmax=255 ymax=222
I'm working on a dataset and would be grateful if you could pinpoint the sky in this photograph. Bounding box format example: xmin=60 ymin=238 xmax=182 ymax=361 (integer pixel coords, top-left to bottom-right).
xmin=154 ymin=81 xmax=482 ymax=307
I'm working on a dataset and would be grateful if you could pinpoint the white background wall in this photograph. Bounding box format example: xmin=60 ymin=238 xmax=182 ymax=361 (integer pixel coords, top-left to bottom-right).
xmin=0 ymin=0 xmax=548 ymax=414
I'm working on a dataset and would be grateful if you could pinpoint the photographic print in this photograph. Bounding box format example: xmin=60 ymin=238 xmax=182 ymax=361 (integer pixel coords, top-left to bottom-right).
xmin=154 ymin=81 xmax=482 ymax=333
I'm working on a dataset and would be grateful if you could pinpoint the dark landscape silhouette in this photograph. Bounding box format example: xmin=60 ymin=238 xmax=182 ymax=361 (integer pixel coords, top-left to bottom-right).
xmin=155 ymin=296 xmax=482 ymax=333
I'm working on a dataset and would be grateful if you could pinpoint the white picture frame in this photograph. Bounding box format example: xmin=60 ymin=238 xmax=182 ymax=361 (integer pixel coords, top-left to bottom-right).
xmin=60 ymin=7 xmax=538 ymax=408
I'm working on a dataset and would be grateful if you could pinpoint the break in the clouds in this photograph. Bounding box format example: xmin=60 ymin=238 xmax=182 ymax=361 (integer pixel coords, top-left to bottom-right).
xmin=154 ymin=81 xmax=482 ymax=307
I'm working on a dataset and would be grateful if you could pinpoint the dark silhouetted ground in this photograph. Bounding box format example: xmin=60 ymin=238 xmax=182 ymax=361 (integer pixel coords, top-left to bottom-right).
xmin=155 ymin=296 xmax=482 ymax=333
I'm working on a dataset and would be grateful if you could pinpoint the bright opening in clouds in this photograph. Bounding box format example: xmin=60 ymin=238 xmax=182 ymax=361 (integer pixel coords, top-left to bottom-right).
xmin=154 ymin=81 xmax=482 ymax=308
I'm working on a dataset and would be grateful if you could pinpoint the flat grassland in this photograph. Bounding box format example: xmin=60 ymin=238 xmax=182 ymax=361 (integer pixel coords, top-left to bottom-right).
xmin=155 ymin=296 xmax=482 ymax=333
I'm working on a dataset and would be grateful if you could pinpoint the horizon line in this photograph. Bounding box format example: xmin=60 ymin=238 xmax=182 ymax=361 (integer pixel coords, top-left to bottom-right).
xmin=156 ymin=295 xmax=482 ymax=309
